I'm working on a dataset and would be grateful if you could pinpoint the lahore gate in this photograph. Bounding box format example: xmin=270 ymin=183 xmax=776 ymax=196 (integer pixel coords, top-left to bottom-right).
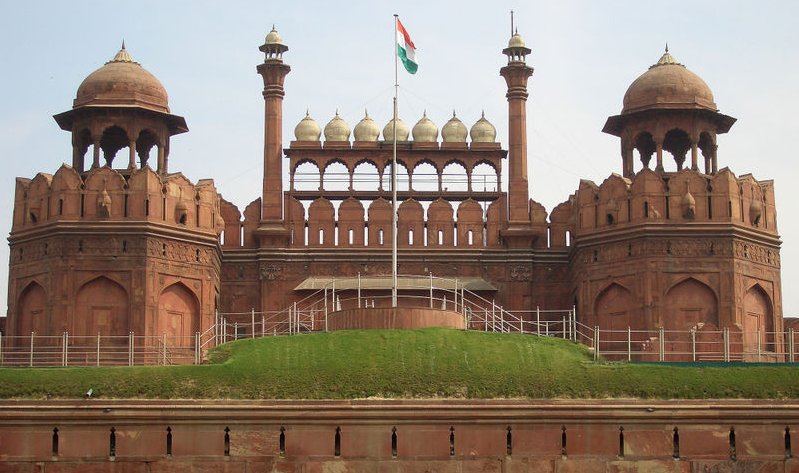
xmin=4 ymin=25 xmax=784 ymax=361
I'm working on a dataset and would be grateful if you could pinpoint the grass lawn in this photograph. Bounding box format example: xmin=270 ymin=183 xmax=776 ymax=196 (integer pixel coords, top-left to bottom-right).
xmin=0 ymin=328 xmax=797 ymax=399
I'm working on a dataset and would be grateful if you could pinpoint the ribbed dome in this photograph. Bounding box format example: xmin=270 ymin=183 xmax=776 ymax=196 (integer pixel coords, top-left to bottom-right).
xmin=353 ymin=111 xmax=380 ymax=142
xmin=411 ymin=112 xmax=438 ymax=142
xmin=441 ymin=112 xmax=468 ymax=142
xmin=265 ymin=26 xmax=283 ymax=45
xmin=294 ymin=111 xmax=321 ymax=141
xmin=383 ymin=117 xmax=410 ymax=142
xmin=622 ymin=49 xmax=716 ymax=114
xmin=75 ymin=44 xmax=169 ymax=114
xmin=469 ymin=112 xmax=496 ymax=143
xmin=323 ymin=111 xmax=351 ymax=141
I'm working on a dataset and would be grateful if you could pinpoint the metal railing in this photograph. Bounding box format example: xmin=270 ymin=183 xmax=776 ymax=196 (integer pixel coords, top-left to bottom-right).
xmin=2 ymin=273 xmax=795 ymax=366
xmin=586 ymin=325 xmax=796 ymax=363
xmin=0 ymin=332 xmax=206 ymax=367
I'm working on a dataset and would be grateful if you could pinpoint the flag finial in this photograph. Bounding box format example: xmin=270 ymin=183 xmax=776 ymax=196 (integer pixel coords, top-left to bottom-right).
xmin=510 ymin=10 xmax=514 ymax=37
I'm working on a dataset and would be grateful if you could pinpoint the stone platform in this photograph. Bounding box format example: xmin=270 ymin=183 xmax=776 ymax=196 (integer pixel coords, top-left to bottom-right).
xmin=326 ymin=307 xmax=466 ymax=331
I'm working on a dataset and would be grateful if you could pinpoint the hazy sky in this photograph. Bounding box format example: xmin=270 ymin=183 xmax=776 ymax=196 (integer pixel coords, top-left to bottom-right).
xmin=1 ymin=1 xmax=797 ymax=316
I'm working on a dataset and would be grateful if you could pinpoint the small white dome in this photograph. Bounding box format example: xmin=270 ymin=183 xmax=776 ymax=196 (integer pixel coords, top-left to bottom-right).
xmin=383 ymin=117 xmax=410 ymax=141
xmin=294 ymin=111 xmax=321 ymax=141
xmin=353 ymin=111 xmax=380 ymax=142
xmin=323 ymin=111 xmax=351 ymax=141
xmin=441 ymin=112 xmax=468 ymax=143
xmin=265 ymin=26 xmax=283 ymax=45
xmin=412 ymin=112 xmax=438 ymax=142
xmin=469 ymin=111 xmax=497 ymax=143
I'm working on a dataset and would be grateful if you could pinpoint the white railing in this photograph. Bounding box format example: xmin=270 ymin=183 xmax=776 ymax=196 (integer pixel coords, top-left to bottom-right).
xmin=588 ymin=326 xmax=796 ymax=363
xmin=0 ymin=332 xmax=204 ymax=367
xmin=2 ymin=273 xmax=795 ymax=366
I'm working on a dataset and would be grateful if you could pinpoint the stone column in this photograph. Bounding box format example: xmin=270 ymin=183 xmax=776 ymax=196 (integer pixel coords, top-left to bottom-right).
xmin=501 ymin=63 xmax=534 ymax=222
xmin=655 ymin=142 xmax=664 ymax=172
xmin=92 ymin=139 xmax=101 ymax=169
xmin=256 ymin=55 xmax=291 ymax=222
xmin=128 ymin=140 xmax=137 ymax=169
xmin=690 ymin=142 xmax=699 ymax=171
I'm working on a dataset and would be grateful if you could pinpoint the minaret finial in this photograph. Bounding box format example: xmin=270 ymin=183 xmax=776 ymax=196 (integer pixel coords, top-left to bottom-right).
xmin=665 ymin=42 xmax=669 ymax=53
xmin=121 ymin=39 xmax=126 ymax=50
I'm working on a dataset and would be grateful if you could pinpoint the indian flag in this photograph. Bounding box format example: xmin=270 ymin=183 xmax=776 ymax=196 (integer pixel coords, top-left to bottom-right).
xmin=396 ymin=18 xmax=418 ymax=74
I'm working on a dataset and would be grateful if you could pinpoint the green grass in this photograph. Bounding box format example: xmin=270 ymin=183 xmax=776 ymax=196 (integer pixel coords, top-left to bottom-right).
xmin=0 ymin=328 xmax=797 ymax=399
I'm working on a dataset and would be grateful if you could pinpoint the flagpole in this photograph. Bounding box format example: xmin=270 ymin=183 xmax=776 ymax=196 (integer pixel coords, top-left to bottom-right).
xmin=391 ymin=13 xmax=399 ymax=308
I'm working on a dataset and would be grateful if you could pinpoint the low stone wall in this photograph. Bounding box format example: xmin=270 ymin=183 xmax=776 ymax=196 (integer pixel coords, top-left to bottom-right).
xmin=327 ymin=307 xmax=466 ymax=330
xmin=0 ymin=399 xmax=797 ymax=471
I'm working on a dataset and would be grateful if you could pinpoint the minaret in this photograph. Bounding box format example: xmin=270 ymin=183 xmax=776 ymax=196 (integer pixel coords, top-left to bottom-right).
xmin=500 ymin=28 xmax=535 ymax=247
xmin=256 ymin=26 xmax=291 ymax=243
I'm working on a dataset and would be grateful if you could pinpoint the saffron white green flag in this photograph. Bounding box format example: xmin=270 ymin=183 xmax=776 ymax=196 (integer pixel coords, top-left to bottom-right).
xmin=396 ymin=18 xmax=418 ymax=74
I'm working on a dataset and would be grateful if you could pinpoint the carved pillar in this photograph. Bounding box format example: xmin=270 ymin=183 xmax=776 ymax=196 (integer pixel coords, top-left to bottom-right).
xmin=690 ymin=142 xmax=699 ymax=171
xmin=128 ymin=140 xmax=137 ymax=169
xmin=712 ymin=145 xmax=718 ymax=174
xmin=92 ymin=138 xmax=101 ymax=169
xmin=157 ymin=144 xmax=165 ymax=174
xmin=655 ymin=141 xmax=664 ymax=172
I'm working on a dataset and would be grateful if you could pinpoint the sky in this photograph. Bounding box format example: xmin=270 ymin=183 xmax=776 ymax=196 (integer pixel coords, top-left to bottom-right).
xmin=1 ymin=1 xmax=798 ymax=316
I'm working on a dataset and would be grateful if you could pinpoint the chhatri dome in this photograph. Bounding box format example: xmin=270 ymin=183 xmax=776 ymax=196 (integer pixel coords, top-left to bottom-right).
xmin=264 ymin=25 xmax=283 ymax=45
xmin=469 ymin=112 xmax=497 ymax=143
xmin=294 ymin=111 xmax=321 ymax=141
xmin=508 ymin=31 xmax=526 ymax=49
xmin=411 ymin=112 xmax=438 ymax=142
xmin=622 ymin=47 xmax=716 ymax=114
xmin=75 ymin=42 xmax=170 ymax=113
xmin=323 ymin=111 xmax=351 ymax=141
xmin=353 ymin=111 xmax=380 ymax=142
xmin=441 ymin=112 xmax=468 ymax=142
xmin=383 ymin=117 xmax=410 ymax=141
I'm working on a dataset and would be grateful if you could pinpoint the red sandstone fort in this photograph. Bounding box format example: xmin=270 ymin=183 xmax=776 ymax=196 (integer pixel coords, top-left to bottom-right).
xmin=4 ymin=26 xmax=784 ymax=362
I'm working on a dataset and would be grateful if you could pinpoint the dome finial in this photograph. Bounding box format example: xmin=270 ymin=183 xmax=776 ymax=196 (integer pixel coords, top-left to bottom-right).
xmin=665 ymin=41 xmax=669 ymax=53
xmin=109 ymin=42 xmax=136 ymax=64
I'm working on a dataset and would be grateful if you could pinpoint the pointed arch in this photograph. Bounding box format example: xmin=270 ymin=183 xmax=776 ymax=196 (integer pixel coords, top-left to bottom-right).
xmin=16 ymin=281 xmax=48 ymax=337
xmin=743 ymin=284 xmax=775 ymax=352
xmin=594 ymin=282 xmax=639 ymax=335
xmin=663 ymin=277 xmax=718 ymax=330
xmin=157 ymin=282 xmax=199 ymax=347
xmin=74 ymin=276 xmax=129 ymax=339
